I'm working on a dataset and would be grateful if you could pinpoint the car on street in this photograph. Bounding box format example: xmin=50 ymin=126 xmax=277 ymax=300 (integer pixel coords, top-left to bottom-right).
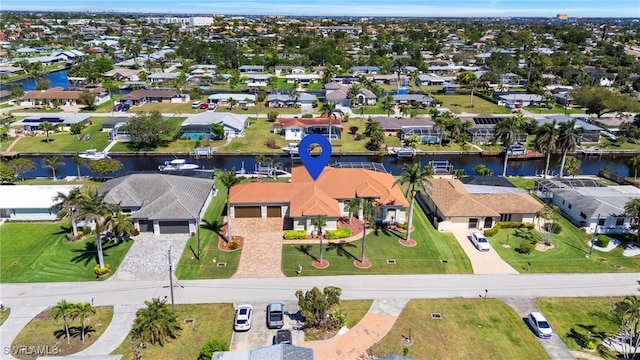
xmin=266 ymin=301 xmax=285 ymax=329
xmin=191 ymin=101 xmax=202 ymax=108
xmin=112 ymin=103 xmax=122 ymax=112
xmin=121 ymin=103 xmax=131 ymax=112
xmin=527 ymin=311 xmax=553 ymax=338
xmin=274 ymin=329 xmax=292 ymax=344
xmin=470 ymin=231 xmax=491 ymax=251
xmin=199 ymin=102 xmax=209 ymax=109
xmin=234 ymin=304 xmax=253 ymax=332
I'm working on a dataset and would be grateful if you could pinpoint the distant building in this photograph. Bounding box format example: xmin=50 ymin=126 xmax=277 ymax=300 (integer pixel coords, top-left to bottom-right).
xmin=557 ymin=14 xmax=568 ymax=20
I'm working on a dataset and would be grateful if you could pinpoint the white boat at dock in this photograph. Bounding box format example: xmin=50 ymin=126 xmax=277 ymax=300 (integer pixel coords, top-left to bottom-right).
xmin=78 ymin=149 xmax=109 ymax=160
xmin=158 ymin=159 xmax=201 ymax=171
xmin=282 ymin=143 xmax=299 ymax=155
xmin=387 ymin=146 xmax=416 ymax=158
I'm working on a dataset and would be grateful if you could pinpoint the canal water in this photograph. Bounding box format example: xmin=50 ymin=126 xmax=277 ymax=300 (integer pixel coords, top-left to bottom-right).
xmin=0 ymin=70 xmax=71 ymax=91
xmin=18 ymin=153 xmax=633 ymax=180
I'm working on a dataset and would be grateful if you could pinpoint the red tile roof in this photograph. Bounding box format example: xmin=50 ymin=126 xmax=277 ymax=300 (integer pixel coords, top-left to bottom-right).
xmin=273 ymin=117 xmax=342 ymax=129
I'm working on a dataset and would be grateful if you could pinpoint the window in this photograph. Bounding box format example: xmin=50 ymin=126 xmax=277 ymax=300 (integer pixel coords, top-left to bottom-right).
xmin=580 ymin=212 xmax=587 ymax=219
xmin=568 ymin=204 xmax=572 ymax=209
xmin=616 ymin=217 xmax=625 ymax=226
xmin=598 ymin=218 xmax=605 ymax=226
xmin=500 ymin=214 xmax=512 ymax=222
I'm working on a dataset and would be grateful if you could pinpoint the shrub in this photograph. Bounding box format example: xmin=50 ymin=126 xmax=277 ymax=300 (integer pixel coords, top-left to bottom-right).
xmin=94 ymin=264 xmax=111 ymax=275
xmin=83 ymin=226 xmax=92 ymax=235
xmin=349 ymin=125 xmax=359 ymax=135
xmin=484 ymin=224 xmax=501 ymax=237
xmin=284 ymin=230 xmax=308 ymax=239
xmin=497 ymin=221 xmax=530 ymax=229
xmin=198 ymin=339 xmax=229 ymax=360
xmin=77 ymin=230 xmax=84 ymax=237
xmin=544 ymin=222 xmax=562 ymax=234
xmin=301 ymin=113 xmax=314 ymax=118
xmin=397 ymin=222 xmax=408 ymax=230
xmin=597 ymin=234 xmax=610 ymax=247
xmin=228 ymin=240 xmax=240 ymax=250
xmin=516 ymin=242 xmax=535 ymax=255
xmin=131 ymin=228 xmax=140 ymax=236
xmin=324 ymin=228 xmax=353 ymax=239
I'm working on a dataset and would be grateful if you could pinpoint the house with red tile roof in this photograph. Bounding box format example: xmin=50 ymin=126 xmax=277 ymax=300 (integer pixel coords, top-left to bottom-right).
xmin=229 ymin=166 xmax=409 ymax=234
xmin=273 ymin=117 xmax=343 ymax=141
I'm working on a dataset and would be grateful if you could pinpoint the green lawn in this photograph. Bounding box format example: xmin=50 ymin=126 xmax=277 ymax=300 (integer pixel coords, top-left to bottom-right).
xmin=223 ymin=119 xmax=293 ymax=153
xmin=175 ymin=179 xmax=241 ymax=279
xmin=0 ymin=222 xmax=133 ymax=282
xmin=11 ymin=118 xmax=110 ymax=153
xmin=13 ymin=306 xmax=114 ymax=360
xmin=112 ymin=303 xmax=234 ymax=360
xmin=343 ymin=300 xmax=373 ymax=329
xmin=506 ymin=177 xmax=536 ymax=190
xmin=281 ymin=205 xmax=472 ymax=276
xmin=537 ymin=297 xmax=622 ymax=359
xmin=370 ymin=298 xmax=549 ymax=360
xmin=0 ymin=308 xmax=10 ymax=326
xmin=433 ymin=95 xmax=511 ymax=114
xmin=523 ymin=105 xmax=585 ymax=115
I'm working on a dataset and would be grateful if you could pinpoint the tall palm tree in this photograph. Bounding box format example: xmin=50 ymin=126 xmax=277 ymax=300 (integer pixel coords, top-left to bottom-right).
xmin=557 ymin=119 xmax=583 ymax=178
xmin=42 ymin=155 xmax=65 ymax=181
xmin=74 ymin=187 xmax=121 ymax=269
xmin=381 ymin=95 xmax=394 ymax=116
xmin=625 ymin=198 xmax=640 ymax=243
xmin=320 ymin=102 xmax=343 ymax=142
xmin=398 ymin=104 xmax=410 ymax=118
xmin=393 ymin=163 xmax=433 ymax=244
xmin=104 ymin=212 xmax=135 ymax=241
xmin=613 ymin=296 xmax=640 ymax=359
xmin=51 ymin=299 xmax=74 ymax=344
xmin=534 ymin=120 xmax=559 ymax=179
xmin=215 ymin=168 xmax=241 ymax=242
xmin=345 ymin=199 xmax=361 ymax=224
xmin=41 ymin=121 xmax=55 ymax=143
xmin=628 ymin=156 xmax=640 ymax=180
xmin=72 ymin=152 xmax=87 ymax=179
xmin=359 ymin=199 xmax=377 ymax=264
xmin=53 ymin=187 xmax=82 ymax=236
xmin=494 ymin=115 xmax=525 ymax=177
xmin=72 ymin=302 xmax=96 ymax=343
xmin=131 ymin=298 xmax=182 ymax=346
xmin=311 ymin=215 xmax=327 ymax=264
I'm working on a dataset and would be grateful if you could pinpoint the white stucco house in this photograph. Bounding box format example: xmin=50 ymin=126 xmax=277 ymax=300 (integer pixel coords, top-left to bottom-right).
xmin=0 ymin=185 xmax=80 ymax=221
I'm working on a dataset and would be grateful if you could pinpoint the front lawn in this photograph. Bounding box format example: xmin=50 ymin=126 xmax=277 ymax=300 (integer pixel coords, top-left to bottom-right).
xmin=11 ymin=117 xmax=110 ymax=153
xmin=0 ymin=307 xmax=10 ymax=326
xmin=12 ymin=306 xmax=113 ymax=360
xmin=433 ymin=95 xmax=511 ymax=114
xmin=343 ymin=300 xmax=373 ymax=329
xmin=523 ymin=105 xmax=585 ymax=115
xmin=112 ymin=303 xmax=234 ymax=360
xmin=223 ymin=118 xmax=292 ymax=153
xmin=369 ymin=298 xmax=549 ymax=360
xmin=0 ymin=222 xmax=133 ymax=282
xmin=537 ymin=297 xmax=622 ymax=359
xmin=281 ymin=205 xmax=472 ymax=276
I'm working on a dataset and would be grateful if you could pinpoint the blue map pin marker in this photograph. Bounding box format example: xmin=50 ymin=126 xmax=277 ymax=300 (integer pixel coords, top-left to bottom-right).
xmin=298 ymin=134 xmax=332 ymax=181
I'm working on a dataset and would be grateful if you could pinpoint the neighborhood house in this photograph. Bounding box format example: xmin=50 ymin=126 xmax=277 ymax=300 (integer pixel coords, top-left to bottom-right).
xmin=273 ymin=117 xmax=342 ymax=141
xmin=179 ymin=112 xmax=249 ymax=139
xmin=0 ymin=185 xmax=80 ymax=221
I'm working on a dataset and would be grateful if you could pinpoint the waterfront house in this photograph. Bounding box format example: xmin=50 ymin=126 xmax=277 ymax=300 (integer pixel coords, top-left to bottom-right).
xmin=273 ymin=117 xmax=342 ymax=141
xmin=418 ymin=177 xmax=542 ymax=231
xmin=103 ymin=68 xmax=146 ymax=82
xmin=147 ymin=72 xmax=178 ymax=83
xmin=119 ymin=89 xmax=179 ymax=106
xmin=538 ymin=115 xmax=603 ymax=143
xmin=101 ymin=174 xmax=215 ymax=235
xmin=229 ymin=166 xmax=408 ymax=234
xmin=11 ymin=113 xmax=91 ymax=132
xmin=550 ymin=185 xmax=639 ymax=235
xmin=461 ymin=114 xmax=517 ymax=145
xmin=179 ymin=112 xmax=249 ymax=139
xmin=22 ymin=87 xmax=109 ymax=107
xmin=370 ymin=117 xmax=436 ymax=137
xmin=0 ymin=185 xmax=80 ymax=220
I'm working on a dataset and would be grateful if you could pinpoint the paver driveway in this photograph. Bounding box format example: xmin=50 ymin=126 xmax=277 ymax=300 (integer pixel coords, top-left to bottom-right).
xmin=232 ymin=218 xmax=285 ymax=278
xmin=450 ymin=229 xmax=519 ymax=274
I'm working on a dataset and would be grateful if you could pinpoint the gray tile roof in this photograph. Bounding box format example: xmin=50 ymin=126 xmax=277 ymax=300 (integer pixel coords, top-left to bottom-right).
xmin=100 ymin=174 xmax=214 ymax=221
xmin=551 ymin=185 xmax=640 ymax=218
xmin=250 ymin=344 xmax=314 ymax=360
xmin=182 ymin=112 xmax=249 ymax=132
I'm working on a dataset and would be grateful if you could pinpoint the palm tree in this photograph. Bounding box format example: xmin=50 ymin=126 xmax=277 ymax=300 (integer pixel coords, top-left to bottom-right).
xmin=53 ymin=187 xmax=82 ymax=236
xmin=459 ymin=71 xmax=478 ymax=107
xmin=311 ymin=215 xmax=327 ymax=264
xmin=72 ymin=152 xmax=87 ymax=179
xmin=41 ymin=121 xmax=55 ymax=142
xmin=345 ymin=199 xmax=361 ymax=224
xmin=393 ymin=163 xmax=433 ymax=244
xmin=557 ymin=119 xmax=583 ymax=178
xmin=625 ymin=198 xmax=640 ymax=243
xmin=359 ymin=199 xmax=377 ymax=264
xmin=51 ymin=299 xmax=75 ymax=344
xmin=215 ymin=168 xmax=241 ymax=242
xmin=228 ymin=98 xmax=237 ymax=110
xmin=613 ymin=296 xmax=640 ymax=359
xmin=131 ymin=298 xmax=182 ymax=346
xmin=104 ymin=212 xmax=135 ymax=242
xmin=398 ymin=104 xmax=410 ymax=118
xmin=320 ymin=102 xmax=344 ymax=142
xmin=629 ymin=156 xmax=640 ymax=180
xmin=72 ymin=302 xmax=96 ymax=343
xmin=381 ymin=95 xmax=394 ymax=116
xmin=74 ymin=188 xmax=121 ymax=269
xmin=534 ymin=120 xmax=559 ymax=179
xmin=321 ymin=66 xmax=335 ymax=84
xmin=473 ymin=164 xmax=493 ymax=176
xmin=42 ymin=155 xmax=65 ymax=181
xmin=494 ymin=115 xmax=525 ymax=177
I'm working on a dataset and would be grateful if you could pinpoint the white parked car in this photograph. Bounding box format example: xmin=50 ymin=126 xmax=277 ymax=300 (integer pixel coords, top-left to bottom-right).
xmin=527 ymin=311 xmax=553 ymax=339
xmin=470 ymin=232 xmax=491 ymax=251
xmin=234 ymin=304 xmax=253 ymax=332
xmin=191 ymin=101 xmax=202 ymax=109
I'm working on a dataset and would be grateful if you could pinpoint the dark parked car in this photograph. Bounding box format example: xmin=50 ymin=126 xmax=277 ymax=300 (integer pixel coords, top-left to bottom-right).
xmin=121 ymin=103 xmax=131 ymax=112
xmin=266 ymin=301 xmax=285 ymax=329
xmin=274 ymin=329 xmax=292 ymax=344
xmin=112 ymin=103 xmax=122 ymax=112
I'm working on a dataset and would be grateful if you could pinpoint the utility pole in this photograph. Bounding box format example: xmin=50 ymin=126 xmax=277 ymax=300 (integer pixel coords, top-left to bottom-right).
xmin=168 ymin=246 xmax=175 ymax=309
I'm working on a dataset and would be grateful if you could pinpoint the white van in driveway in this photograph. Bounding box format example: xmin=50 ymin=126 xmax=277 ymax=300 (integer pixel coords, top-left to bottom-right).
xmin=191 ymin=101 xmax=202 ymax=108
xmin=470 ymin=231 xmax=491 ymax=251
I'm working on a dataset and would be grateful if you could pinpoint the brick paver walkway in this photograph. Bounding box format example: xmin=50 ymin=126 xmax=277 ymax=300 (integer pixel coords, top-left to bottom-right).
xmin=232 ymin=218 xmax=285 ymax=278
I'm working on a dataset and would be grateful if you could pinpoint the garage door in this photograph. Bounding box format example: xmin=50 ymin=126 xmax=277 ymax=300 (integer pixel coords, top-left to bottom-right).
xmin=158 ymin=220 xmax=190 ymax=234
xmin=266 ymin=206 xmax=281 ymax=218
xmin=138 ymin=220 xmax=153 ymax=232
xmin=234 ymin=206 xmax=261 ymax=218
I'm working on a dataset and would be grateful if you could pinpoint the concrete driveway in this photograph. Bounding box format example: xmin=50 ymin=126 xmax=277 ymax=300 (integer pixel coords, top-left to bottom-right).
xmin=230 ymin=301 xmax=304 ymax=351
xmin=232 ymin=218 xmax=285 ymax=278
xmin=450 ymin=229 xmax=519 ymax=274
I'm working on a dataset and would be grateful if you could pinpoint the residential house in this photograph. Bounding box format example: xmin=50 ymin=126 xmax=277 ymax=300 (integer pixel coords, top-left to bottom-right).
xmin=461 ymin=114 xmax=512 ymax=145
xmin=550 ymin=185 xmax=640 ymax=234
xmin=418 ymin=177 xmax=542 ymax=231
xmin=267 ymin=92 xmax=316 ymax=108
xmin=0 ymin=185 xmax=80 ymax=220
xmin=11 ymin=113 xmax=92 ymax=132
xmin=213 ymin=343 xmax=314 ymax=360
xmin=119 ymin=89 xmax=179 ymax=106
xmin=229 ymin=166 xmax=409 ymax=233
xmin=538 ymin=115 xmax=603 ymax=143
xmin=207 ymin=93 xmax=256 ymax=107
xmin=284 ymin=73 xmax=320 ymax=85
xmin=147 ymin=72 xmax=178 ymax=83
xmin=179 ymin=112 xmax=249 ymax=139
xmin=101 ymin=174 xmax=215 ymax=235
xmin=496 ymin=93 xmax=545 ymax=108
xmin=550 ymin=87 xmax=573 ymax=106
xmin=325 ymin=82 xmax=377 ymax=107
xmin=103 ymin=69 xmax=146 ymax=82
xmin=239 ymin=65 xmax=265 ymax=73
xmin=0 ymin=89 xmax=12 ymax=102
xmin=370 ymin=116 xmax=436 ymax=137
xmin=101 ymin=117 xmax=132 ymax=141
xmin=415 ymin=75 xmax=453 ymax=86
xmin=401 ymin=126 xmax=444 ymax=144
xmin=273 ymin=117 xmax=342 ymax=140
xmin=391 ymin=94 xmax=433 ymax=106
xmin=499 ymin=72 xmax=524 ymax=85
xmin=442 ymin=84 xmax=460 ymax=94
xmin=245 ymin=73 xmax=273 ymax=88
xmin=350 ymin=65 xmax=380 ymax=74
xmin=274 ymin=65 xmax=306 ymax=76
xmin=22 ymin=87 xmax=109 ymax=107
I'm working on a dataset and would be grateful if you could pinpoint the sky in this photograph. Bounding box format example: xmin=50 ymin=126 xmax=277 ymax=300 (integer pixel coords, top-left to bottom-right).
xmin=1 ymin=0 xmax=639 ymax=18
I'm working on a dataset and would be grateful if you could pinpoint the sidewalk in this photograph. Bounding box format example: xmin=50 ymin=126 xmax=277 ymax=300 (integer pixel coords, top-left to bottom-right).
xmin=0 ymin=305 xmax=47 ymax=360
xmin=74 ymin=304 xmax=140 ymax=356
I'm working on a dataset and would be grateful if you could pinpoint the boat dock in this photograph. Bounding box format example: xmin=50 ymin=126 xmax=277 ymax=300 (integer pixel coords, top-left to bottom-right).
xmin=481 ymin=150 xmax=544 ymax=160
xmin=0 ymin=151 xmax=19 ymax=159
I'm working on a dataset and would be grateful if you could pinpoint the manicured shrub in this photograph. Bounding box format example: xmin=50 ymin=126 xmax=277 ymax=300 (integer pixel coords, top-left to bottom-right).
xmin=397 ymin=222 xmax=408 ymax=230
xmin=516 ymin=242 xmax=535 ymax=255
xmin=484 ymin=224 xmax=501 ymax=237
xmin=83 ymin=226 xmax=92 ymax=235
xmin=324 ymin=228 xmax=353 ymax=239
xmin=284 ymin=230 xmax=308 ymax=239
xmin=497 ymin=221 xmax=530 ymax=229
xmin=131 ymin=228 xmax=140 ymax=236
xmin=301 ymin=113 xmax=313 ymax=118
xmin=544 ymin=222 xmax=562 ymax=234
xmin=94 ymin=264 xmax=111 ymax=276
xmin=228 ymin=240 xmax=240 ymax=250
xmin=597 ymin=234 xmax=610 ymax=247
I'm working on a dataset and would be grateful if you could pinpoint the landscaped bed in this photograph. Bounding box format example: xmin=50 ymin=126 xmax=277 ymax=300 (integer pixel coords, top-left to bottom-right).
xmin=369 ymin=298 xmax=549 ymax=359
xmin=0 ymin=222 xmax=133 ymax=282
xmin=304 ymin=300 xmax=373 ymax=341
xmin=12 ymin=305 xmax=113 ymax=360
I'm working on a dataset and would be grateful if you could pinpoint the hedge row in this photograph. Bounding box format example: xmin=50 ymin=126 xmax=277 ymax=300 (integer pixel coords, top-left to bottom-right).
xmin=324 ymin=228 xmax=353 ymax=239
xmin=283 ymin=230 xmax=307 ymax=239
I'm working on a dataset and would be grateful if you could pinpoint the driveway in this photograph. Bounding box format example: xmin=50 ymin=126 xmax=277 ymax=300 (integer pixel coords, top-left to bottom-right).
xmin=232 ymin=218 xmax=285 ymax=278
xmin=110 ymin=233 xmax=190 ymax=281
xmin=450 ymin=229 xmax=519 ymax=275
xmin=230 ymin=301 xmax=304 ymax=351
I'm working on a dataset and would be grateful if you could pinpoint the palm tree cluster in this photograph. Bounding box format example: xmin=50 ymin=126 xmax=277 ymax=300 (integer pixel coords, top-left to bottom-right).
xmin=533 ymin=118 xmax=584 ymax=178
xmin=51 ymin=299 xmax=96 ymax=344
xmin=433 ymin=112 xmax=472 ymax=145
xmin=131 ymin=298 xmax=182 ymax=346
